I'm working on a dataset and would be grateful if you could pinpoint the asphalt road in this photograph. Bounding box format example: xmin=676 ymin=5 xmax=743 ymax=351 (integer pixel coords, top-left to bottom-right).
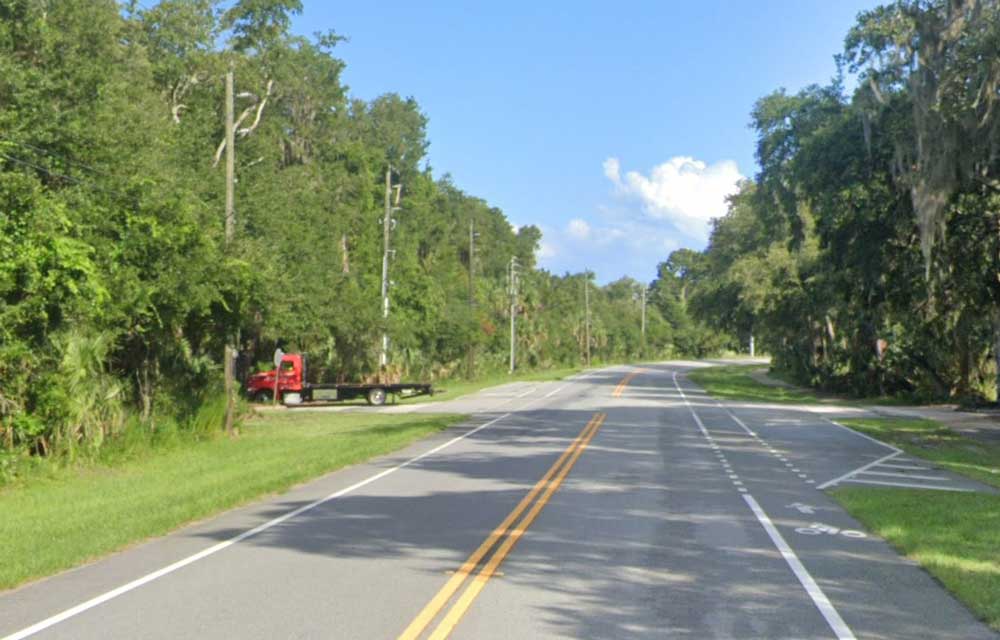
xmin=1 ymin=363 xmax=996 ymax=639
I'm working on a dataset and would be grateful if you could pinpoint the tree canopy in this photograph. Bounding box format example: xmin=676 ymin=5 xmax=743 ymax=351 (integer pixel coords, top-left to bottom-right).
xmin=0 ymin=0 xmax=690 ymax=460
xmin=686 ymin=0 xmax=1000 ymax=401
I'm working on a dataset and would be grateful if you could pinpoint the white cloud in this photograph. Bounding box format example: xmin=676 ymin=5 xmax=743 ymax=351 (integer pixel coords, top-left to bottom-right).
xmin=604 ymin=156 xmax=743 ymax=240
xmin=567 ymin=218 xmax=591 ymax=240
xmin=537 ymin=241 xmax=557 ymax=259
xmin=602 ymin=157 xmax=621 ymax=183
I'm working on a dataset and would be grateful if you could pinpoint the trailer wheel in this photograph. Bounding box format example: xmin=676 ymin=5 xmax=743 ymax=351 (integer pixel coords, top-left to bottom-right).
xmin=367 ymin=387 xmax=387 ymax=406
xmin=253 ymin=390 xmax=273 ymax=403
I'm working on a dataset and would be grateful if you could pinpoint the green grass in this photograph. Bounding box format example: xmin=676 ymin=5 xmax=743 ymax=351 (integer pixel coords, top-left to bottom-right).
xmin=0 ymin=411 xmax=463 ymax=591
xmin=414 ymin=367 xmax=581 ymax=403
xmin=690 ymin=364 xmax=931 ymax=406
xmin=279 ymin=366 xmax=583 ymax=408
xmin=839 ymin=417 xmax=1000 ymax=488
xmin=688 ymin=365 xmax=822 ymax=404
xmin=830 ymin=418 xmax=1000 ymax=630
xmin=833 ymin=488 xmax=1000 ymax=630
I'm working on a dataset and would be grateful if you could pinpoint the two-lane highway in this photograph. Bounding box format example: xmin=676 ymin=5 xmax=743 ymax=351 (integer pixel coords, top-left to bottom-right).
xmin=1 ymin=364 xmax=996 ymax=639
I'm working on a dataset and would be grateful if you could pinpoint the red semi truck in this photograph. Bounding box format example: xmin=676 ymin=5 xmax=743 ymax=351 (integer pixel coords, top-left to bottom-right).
xmin=246 ymin=353 xmax=434 ymax=406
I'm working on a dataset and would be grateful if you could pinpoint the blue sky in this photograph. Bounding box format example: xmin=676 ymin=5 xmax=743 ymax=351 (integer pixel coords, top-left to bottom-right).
xmin=292 ymin=1 xmax=880 ymax=284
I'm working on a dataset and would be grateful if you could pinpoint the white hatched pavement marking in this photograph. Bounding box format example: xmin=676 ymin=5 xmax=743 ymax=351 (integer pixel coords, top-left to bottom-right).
xmin=860 ymin=470 xmax=946 ymax=481
xmin=672 ymin=371 xmax=855 ymax=640
xmin=842 ymin=478 xmax=973 ymax=492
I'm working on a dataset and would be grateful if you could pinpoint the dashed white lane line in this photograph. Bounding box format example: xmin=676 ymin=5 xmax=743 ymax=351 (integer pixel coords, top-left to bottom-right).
xmin=672 ymin=371 xmax=855 ymax=640
xmin=743 ymin=495 xmax=857 ymax=640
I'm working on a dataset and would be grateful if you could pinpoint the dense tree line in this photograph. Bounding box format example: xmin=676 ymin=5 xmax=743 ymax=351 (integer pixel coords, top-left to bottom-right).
xmin=0 ymin=0 xmax=691 ymax=463
xmin=679 ymin=0 xmax=1000 ymax=402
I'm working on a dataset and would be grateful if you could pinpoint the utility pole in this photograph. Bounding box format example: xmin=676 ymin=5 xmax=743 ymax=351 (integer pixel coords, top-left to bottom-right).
xmin=223 ymin=66 xmax=236 ymax=436
xmin=509 ymin=256 xmax=519 ymax=374
xmin=584 ymin=275 xmax=591 ymax=367
xmin=466 ymin=219 xmax=478 ymax=379
xmin=379 ymin=167 xmax=400 ymax=372
xmin=640 ymin=285 xmax=647 ymax=348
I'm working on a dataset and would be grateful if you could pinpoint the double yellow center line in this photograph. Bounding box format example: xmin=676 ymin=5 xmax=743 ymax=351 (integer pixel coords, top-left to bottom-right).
xmin=613 ymin=369 xmax=645 ymax=397
xmin=398 ymin=412 xmax=608 ymax=640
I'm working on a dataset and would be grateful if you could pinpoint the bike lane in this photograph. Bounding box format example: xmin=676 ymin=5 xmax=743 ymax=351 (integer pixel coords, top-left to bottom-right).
xmin=669 ymin=365 xmax=997 ymax=640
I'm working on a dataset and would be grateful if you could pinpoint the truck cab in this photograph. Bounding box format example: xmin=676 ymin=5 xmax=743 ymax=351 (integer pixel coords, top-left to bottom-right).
xmin=246 ymin=354 xmax=304 ymax=403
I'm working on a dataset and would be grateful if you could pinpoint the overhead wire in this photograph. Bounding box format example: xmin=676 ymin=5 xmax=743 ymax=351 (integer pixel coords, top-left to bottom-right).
xmin=0 ymin=150 xmax=129 ymax=200
xmin=0 ymin=135 xmax=115 ymax=179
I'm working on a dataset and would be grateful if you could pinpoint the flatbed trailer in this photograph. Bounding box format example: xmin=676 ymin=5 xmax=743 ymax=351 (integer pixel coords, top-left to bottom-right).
xmin=245 ymin=353 xmax=433 ymax=406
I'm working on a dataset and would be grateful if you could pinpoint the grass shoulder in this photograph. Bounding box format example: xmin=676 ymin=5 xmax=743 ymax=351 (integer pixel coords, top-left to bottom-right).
xmin=832 ymin=488 xmax=1000 ymax=630
xmin=687 ymin=364 xmax=822 ymax=404
xmin=838 ymin=417 xmax=1000 ymax=488
xmin=689 ymin=364 xmax=930 ymax=406
xmin=328 ymin=366 xmax=584 ymax=408
xmin=0 ymin=411 xmax=464 ymax=591
xmin=830 ymin=417 xmax=1000 ymax=630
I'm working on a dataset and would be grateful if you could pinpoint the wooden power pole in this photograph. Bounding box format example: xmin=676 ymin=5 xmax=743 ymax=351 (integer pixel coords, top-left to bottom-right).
xmin=379 ymin=167 xmax=392 ymax=371
xmin=584 ymin=275 xmax=591 ymax=366
xmin=641 ymin=286 xmax=647 ymax=350
xmin=509 ymin=256 xmax=518 ymax=374
xmin=223 ymin=66 xmax=236 ymax=436
xmin=466 ymin=218 xmax=476 ymax=379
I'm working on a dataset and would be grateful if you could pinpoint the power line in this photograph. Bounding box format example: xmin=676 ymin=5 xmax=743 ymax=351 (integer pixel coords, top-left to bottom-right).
xmin=0 ymin=152 xmax=79 ymax=184
xmin=0 ymin=135 xmax=134 ymax=201
xmin=0 ymin=136 xmax=114 ymax=178
xmin=0 ymin=151 xmax=124 ymax=200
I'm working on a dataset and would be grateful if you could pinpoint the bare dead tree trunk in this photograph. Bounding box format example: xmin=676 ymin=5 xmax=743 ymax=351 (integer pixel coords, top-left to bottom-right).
xmin=341 ymin=234 xmax=350 ymax=273
xmin=137 ymin=357 xmax=155 ymax=425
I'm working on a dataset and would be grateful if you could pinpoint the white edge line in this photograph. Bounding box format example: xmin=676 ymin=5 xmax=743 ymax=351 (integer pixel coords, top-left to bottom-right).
xmin=719 ymin=405 xmax=756 ymax=437
xmin=677 ymin=371 xmax=757 ymax=439
xmin=673 ymin=369 xmax=854 ymax=639
xmin=543 ymin=384 xmax=568 ymax=398
xmin=841 ymin=478 xmax=974 ymax=492
xmin=3 ymin=410 xmax=521 ymax=640
xmin=672 ymin=372 xmax=712 ymax=439
xmin=816 ymin=451 xmax=901 ymax=490
xmin=743 ymin=494 xmax=857 ymax=640
xmin=822 ymin=418 xmax=902 ymax=454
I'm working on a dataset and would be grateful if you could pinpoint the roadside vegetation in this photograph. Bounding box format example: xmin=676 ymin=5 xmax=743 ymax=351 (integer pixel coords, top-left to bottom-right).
xmin=677 ymin=1 xmax=1000 ymax=406
xmin=0 ymin=1 xmax=711 ymax=485
xmin=839 ymin=417 xmax=1000 ymax=488
xmin=689 ymin=364 xmax=927 ymax=406
xmin=834 ymin=488 xmax=1000 ymax=631
xmin=693 ymin=363 xmax=1000 ymax=629
xmin=0 ymin=410 xmax=463 ymax=591
xmin=401 ymin=367 xmax=582 ymax=405
xmin=687 ymin=365 xmax=822 ymax=404
xmin=831 ymin=418 xmax=1000 ymax=630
